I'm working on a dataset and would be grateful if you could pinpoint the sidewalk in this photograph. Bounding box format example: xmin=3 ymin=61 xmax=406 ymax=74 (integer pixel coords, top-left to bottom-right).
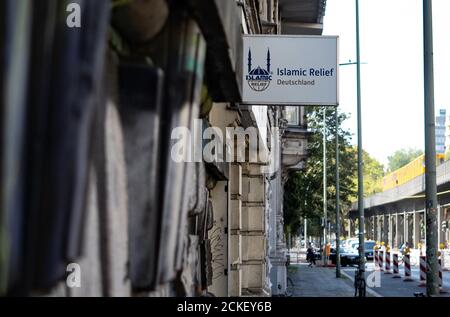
xmin=287 ymin=263 xmax=356 ymax=297
xmin=341 ymin=262 xmax=450 ymax=297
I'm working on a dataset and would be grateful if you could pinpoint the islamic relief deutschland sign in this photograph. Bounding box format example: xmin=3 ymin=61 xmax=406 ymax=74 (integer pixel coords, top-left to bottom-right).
xmin=242 ymin=35 xmax=339 ymax=106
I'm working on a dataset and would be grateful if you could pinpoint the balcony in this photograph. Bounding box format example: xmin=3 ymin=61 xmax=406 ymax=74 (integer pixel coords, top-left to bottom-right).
xmin=281 ymin=107 xmax=310 ymax=171
xmin=279 ymin=0 xmax=327 ymax=35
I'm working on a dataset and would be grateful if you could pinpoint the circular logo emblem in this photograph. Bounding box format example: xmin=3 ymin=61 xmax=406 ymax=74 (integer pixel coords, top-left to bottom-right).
xmin=246 ymin=48 xmax=272 ymax=92
xmin=246 ymin=67 xmax=272 ymax=91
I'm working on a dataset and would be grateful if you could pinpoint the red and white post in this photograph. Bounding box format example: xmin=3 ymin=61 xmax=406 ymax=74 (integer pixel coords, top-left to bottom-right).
xmin=439 ymin=258 xmax=447 ymax=293
xmin=385 ymin=251 xmax=392 ymax=274
xmin=443 ymin=250 xmax=449 ymax=272
xmin=392 ymin=253 xmax=401 ymax=278
xmin=375 ymin=250 xmax=379 ymax=270
xmin=404 ymin=254 xmax=413 ymax=282
xmin=379 ymin=251 xmax=384 ymax=272
xmin=419 ymin=255 xmax=427 ymax=287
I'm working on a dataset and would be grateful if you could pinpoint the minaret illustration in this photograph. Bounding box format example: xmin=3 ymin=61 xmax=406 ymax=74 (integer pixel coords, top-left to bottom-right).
xmin=246 ymin=48 xmax=272 ymax=91
xmin=248 ymin=48 xmax=252 ymax=73
xmin=247 ymin=48 xmax=271 ymax=74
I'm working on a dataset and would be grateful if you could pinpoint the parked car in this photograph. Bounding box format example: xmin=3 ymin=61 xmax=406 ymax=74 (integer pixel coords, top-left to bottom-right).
xmin=342 ymin=238 xmax=358 ymax=248
xmin=340 ymin=247 xmax=359 ymax=266
xmin=330 ymin=246 xmax=359 ymax=266
xmin=364 ymin=241 xmax=376 ymax=260
xmin=330 ymin=240 xmax=377 ymax=266
xmin=351 ymin=240 xmax=376 ymax=260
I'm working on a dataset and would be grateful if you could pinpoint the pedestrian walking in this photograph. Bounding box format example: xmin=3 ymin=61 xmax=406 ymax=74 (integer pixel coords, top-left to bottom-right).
xmin=307 ymin=243 xmax=316 ymax=267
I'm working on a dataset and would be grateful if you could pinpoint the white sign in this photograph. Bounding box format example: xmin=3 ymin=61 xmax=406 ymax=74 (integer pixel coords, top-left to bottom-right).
xmin=242 ymin=35 xmax=339 ymax=106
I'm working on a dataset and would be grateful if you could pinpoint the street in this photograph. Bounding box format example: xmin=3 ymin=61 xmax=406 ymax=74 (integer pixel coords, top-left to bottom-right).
xmin=288 ymin=251 xmax=450 ymax=297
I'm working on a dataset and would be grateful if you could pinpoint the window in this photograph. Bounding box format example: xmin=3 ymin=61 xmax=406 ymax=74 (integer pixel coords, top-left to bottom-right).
xmin=285 ymin=106 xmax=299 ymax=126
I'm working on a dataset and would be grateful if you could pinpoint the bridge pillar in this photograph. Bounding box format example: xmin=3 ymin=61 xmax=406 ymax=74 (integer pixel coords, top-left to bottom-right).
xmin=376 ymin=216 xmax=380 ymax=242
xmin=371 ymin=218 xmax=374 ymax=240
xmin=365 ymin=217 xmax=370 ymax=240
xmin=407 ymin=213 xmax=414 ymax=246
xmin=395 ymin=213 xmax=401 ymax=248
xmin=413 ymin=211 xmax=421 ymax=248
xmin=438 ymin=205 xmax=444 ymax=244
xmin=388 ymin=214 xmax=393 ymax=248
xmin=383 ymin=215 xmax=389 ymax=245
xmin=404 ymin=212 xmax=409 ymax=246
xmin=371 ymin=216 xmax=376 ymax=240
xmin=378 ymin=216 xmax=384 ymax=241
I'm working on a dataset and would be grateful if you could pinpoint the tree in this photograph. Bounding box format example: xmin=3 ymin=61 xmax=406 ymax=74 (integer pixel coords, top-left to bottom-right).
xmin=387 ymin=148 xmax=423 ymax=172
xmin=283 ymin=107 xmax=386 ymax=238
xmin=445 ymin=149 xmax=450 ymax=162
xmin=283 ymin=107 xmax=357 ymax=237
xmin=363 ymin=150 xmax=385 ymax=196
xmin=346 ymin=147 xmax=385 ymax=198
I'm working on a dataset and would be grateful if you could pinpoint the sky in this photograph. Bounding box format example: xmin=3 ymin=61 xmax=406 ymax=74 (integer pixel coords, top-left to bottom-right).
xmin=322 ymin=0 xmax=450 ymax=166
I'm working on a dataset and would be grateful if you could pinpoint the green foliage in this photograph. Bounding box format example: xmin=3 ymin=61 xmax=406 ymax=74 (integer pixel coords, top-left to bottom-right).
xmin=362 ymin=150 xmax=385 ymax=196
xmin=283 ymin=107 xmax=357 ymax=237
xmin=387 ymin=148 xmax=423 ymax=172
xmin=283 ymin=107 xmax=386 ymax=237
xmin=445 ymin=149 xmax=450 ymax=162
xmin=346 ymin=147 xmax=385 ymax=199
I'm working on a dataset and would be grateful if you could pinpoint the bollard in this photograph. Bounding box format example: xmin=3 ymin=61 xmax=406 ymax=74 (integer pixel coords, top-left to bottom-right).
xmin=379 ymin=251 xmax=384 ymax=271
xmin=404 ymin=254 xmax=413 ymax=282
xmin=392 ymin=253 xmax=401 ymax=278
xmin=374 ymin=244 xmax=379 ymax=270
xmin=439 ymin=258 xmax=447 ymax=293
xmin=373 ymin=250 xmax=380 ymax=271
xmin=443 ymin=250 xmax=449 ymax=272
xmin=419 ymin=255 xmax=426 ymax=287
xmin=385 ymin=251 xmax=392 ymax=274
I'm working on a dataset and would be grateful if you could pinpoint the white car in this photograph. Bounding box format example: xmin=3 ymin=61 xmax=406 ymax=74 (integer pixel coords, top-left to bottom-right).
xmin=342 ymin=238 xmax=358 ymax=250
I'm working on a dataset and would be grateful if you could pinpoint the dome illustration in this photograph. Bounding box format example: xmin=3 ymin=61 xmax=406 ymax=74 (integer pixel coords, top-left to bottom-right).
xmin=249 ymin=66 xmax=270 ymax=76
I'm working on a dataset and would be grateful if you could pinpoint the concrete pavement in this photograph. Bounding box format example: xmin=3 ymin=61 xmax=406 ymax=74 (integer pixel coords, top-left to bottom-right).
xmin=287 ymin=263 xmax=357 ymax=297
xmin=287 ymin=255 xmax=450 ymax=297
xmin=341 ymin=261 xmax=450 ymax=297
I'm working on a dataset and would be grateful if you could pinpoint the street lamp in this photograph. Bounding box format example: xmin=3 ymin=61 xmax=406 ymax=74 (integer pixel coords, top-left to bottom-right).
xmin=423 ymin=0 xmax=439 ymax=296
xmin=323 ymin=107 xmax=328 ymax=267
xmin=355 ymin=0 xmax=365 ymax=284
xmin=333 ymin=0 xmax=368 ymax=282
xmin=335 ymin=106 xmax=341 ymax=278
xmin=336 ymin=0 xmax=365 ymax=294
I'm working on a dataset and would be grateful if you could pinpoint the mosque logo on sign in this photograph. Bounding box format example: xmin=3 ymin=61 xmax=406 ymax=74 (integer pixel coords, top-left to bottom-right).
xmin=245 ymin=48 xmax=272 ymax=92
